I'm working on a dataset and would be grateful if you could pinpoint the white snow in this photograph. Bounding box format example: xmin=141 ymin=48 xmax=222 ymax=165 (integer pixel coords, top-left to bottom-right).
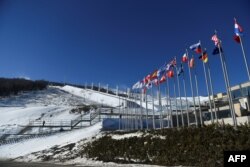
xmin=111 ymin=132 xmax=143 ymax=140
xmin=0 ymin=84 xmax=208 ymax=166
xmin=0 ymin=122 xmax=102 ymax=159
xmin=59 ymin=85 xmax=126 ymax=108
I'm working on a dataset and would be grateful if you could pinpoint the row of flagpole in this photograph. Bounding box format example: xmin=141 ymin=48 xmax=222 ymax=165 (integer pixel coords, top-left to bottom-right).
xmin=130 ymin=18 xmax=248 ymax=128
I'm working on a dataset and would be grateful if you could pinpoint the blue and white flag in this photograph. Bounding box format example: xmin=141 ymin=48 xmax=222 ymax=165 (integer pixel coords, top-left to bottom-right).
xmin=234 ymin=19 xmax=243 ymax=36
xmin=190 ymin=42 xmax=202 ymax=54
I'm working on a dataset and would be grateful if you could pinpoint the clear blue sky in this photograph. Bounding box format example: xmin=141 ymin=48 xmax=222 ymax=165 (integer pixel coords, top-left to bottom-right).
xmin=0 ymin=0 xmax=249 ymax=95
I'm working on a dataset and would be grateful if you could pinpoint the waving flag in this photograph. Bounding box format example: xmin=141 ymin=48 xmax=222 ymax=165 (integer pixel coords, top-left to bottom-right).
xmin=132 ymin=81 xmax=144 ymax=89
xmin=182 ymin=53 xmax=188 ymax=63
xmin=212 ymin=46 xmax=223 ymax=55
xmin=234 ymin=18 xmax=243 ymax=36
xmin=157 ymin=63 xmax=167 ymax=77
xmin=177 ymin=64 xmax=184 ymax=76
xmin=233 ymin=35 xmax=241 ymax=43
xmin=199 ymin=51 xmax=208 ymax=63
xmin=166 ymin=63 xmax=172 ymax=71
xmin=144 ymin=74 xmax=151 ymax=84
xmin=167 ymin=70 xmax=174 ymax=78
xmin=150 ymin=70 xmax=158 ymax=80
xmin=145 ymin=81 xmax=152 ymax=89
xmin=159 ymin=75 xmax=166 ymax=83
xmin=153 ymin=78 xmax=159 ymax=86
xmin=189 ymin=57 xmax=195 ymax=68
xmin=233 ymin=18 xmax=243 ymax=44
xmin=132 ymin=81 xmax=140 ymax=89
xmin=211 ymin=34 xmax=220 ymax=46
xmin=169 ymin=58 xmax=177 ymax=67
xmin=211 ymin=34 xmax=223 ymax=55
xmin=190 ymin=42 xmax=202 ymax=54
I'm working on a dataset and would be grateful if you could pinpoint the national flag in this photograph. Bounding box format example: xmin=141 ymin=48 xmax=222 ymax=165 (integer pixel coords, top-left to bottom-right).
xmin=150 ymin=70 xmax=158 ymax=80
xmin=212 ymin=46 xmax=223 ymax=55
xmin=157 ymin=63 xmax=167 ymax=77
xmin=199 ymin=51 xmax=208 ymax=63
xmin=166 ymin=63 xmax=172 ymax=71
xmin=167 ymin=70 xmax=174 ymax=78
xmin=190 ymin=42 xmax=202 ymax=54
xmin=169 ymin=58 xmax=177 ymax=67
xmin=182 ymin=53 xmax=188 ymax=63
xmin=145 ymin=81 xmax=152 ymax=89
xmin=233 ymin=35 xmax=241 ymax=43
xmin=159 ymin=75 xmax=166 ymax=83
xmin=189 ymin=58 xmax=195 ymax=68
xmin=211 ymin=34 xmax=220 ymax=46
xmin=177 ymin=64 xmax=184 ymax=76
xmin=153 ymin=78 xmax=159 ymax=86
xmin=144 ymin=74 xmax=151 ymax=84
xmin=132 ymin=81 xmax=140 ymax=89
xmin=143 ymin=77 xmax=147 ymax=84
xmin=234 ymin=18 xmax=243 ymax=36
xmin=138 ymin=81 xmax=144 ymax=89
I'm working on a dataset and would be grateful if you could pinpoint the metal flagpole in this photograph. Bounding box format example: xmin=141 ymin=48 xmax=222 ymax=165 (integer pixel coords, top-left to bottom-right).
xmin=207 ymin=62 xmax=218 ymax=122
xmin=140 ymin=89 xmax=143 ymax=130
xmin=122 ymin=92 xmax=126 ymax=130
xmin=239 ymin=35 xmax=250 ymax=80
xmin=215 ymin=31 xmax=237 ymax=126
xmin=145 ymin=90 xmax=149 ymax=130
xmin=116 ymin=86 xmax=119 ymax=96
xmin=182 ymin=67 xmax=190 ymax=127
xmin=130 ymin=97 xmax=133 ymax=130
xmin=187 ymin=50 xmax=198 ymax=127
xmin=173 ymin=75 xmax=179 ymax=128
xmin=235 ymin=18 xmax=250 ymax=81
xmin=166 ymin=76 xmax=173 ymax=128
xmin=129 ymin=91 xmax=132 ymax=130
xmin=132 ymin=92 xmax=134 ymax=130
xmin=134 ymin=94 xmax=137 ymax=130
xmin=126 ymin=88 xmax=129 ymax=131
xmin=193 ymin=60 xmax=203 ymax=126
xmin=165 ymin=86 xmax=170 ymax=128
xmin=151 ymin=87 xmax=156 ymax=129
xmin=119 ymin=94 xmax=121 ymax=130
xmin=175 ymin=65 xmax=185 ymax=127
xmin=199 ymin=42 xmax=214 ymax=124
xmin=222 ymin=53 xmax=237 ymax=126
xmin=158 ymin=83 xmax=163 ymax=129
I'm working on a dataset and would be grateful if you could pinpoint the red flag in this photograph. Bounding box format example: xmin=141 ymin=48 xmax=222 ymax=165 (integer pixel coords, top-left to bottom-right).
xmin=144 ymin=74 xmax=151 ymax=84
xmin=167 ymin=70 xmax=174 ymax=78
xmin=233 ymin=35 xmax=241 ymax=43
xmin=189 ymin=58 xmax=195 ymax=68
xmin=182 ymin=53 xmax=188 ymax=63
xmin=159 ymin=75 xmax=166 ymax=83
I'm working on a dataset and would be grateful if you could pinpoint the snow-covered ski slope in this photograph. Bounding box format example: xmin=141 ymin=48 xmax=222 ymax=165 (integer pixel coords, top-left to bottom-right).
xmin=0 ymin=85 xmax=154 ymax=166
xmin=0 ymin=85 xmax=209 ymax=131
xmin=59 ymin=85 xmax=125 ymax=107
